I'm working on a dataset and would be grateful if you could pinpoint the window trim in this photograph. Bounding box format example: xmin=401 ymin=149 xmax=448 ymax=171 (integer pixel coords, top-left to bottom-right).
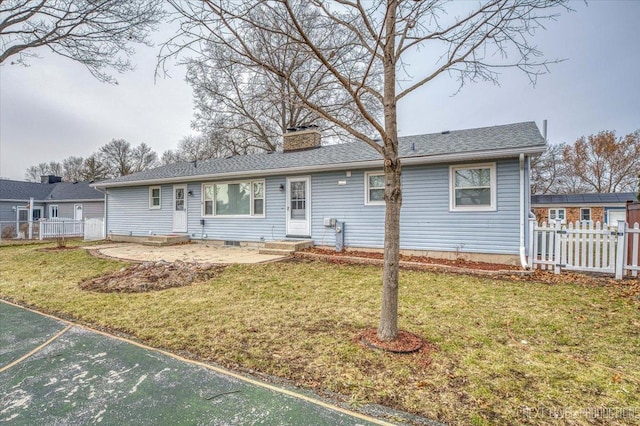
xmin=149 ymin=186 xmax=161 ymax=209
xmin=548 ymin=208 xmax=566 ymax=223
xmin=449 ymin=163 xmax=497 ymax=212
xmin=580 ymin=207 xmax=591 ymax=222
xmin=201 ymin=179 xmax=266 ymax=218
xmin=49 ymin=205 xmax=58 ymax=218
xmin=364 ymin=171 xmax=385 ymax=206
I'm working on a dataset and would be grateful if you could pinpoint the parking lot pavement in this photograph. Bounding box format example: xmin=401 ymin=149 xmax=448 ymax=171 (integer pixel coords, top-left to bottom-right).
xmin=0 ymin=301 xmax=386 ymax=425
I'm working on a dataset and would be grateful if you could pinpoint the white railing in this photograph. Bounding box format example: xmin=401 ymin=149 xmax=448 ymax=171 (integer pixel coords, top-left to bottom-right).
xmin=529 ymin=219 xmax=640 ymax=279
xmin=39 ymin=218 xmax=84 ymax=240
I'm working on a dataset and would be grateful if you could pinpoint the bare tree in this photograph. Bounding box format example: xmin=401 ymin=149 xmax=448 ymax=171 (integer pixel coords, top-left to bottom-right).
xmin=25 ymin=161 xmax=62 ymax=182
xmin=80 ymin=154 xmax=109 ymax=181
xmin=99 ymin=139 xmax=158 ymax=177
xmin=561 ymin=130 xmax=640 ymax=193
xmin=162 ymin=133 xmax=227 ymax=164
xmin=0 ymin=0 xmax=165 ymax=84
xmin=130 ymin=143 xmax=159 ymax=173
xmin=530 ymin=143 xmax=567 ymax=194
xmin=166 ymin=0 xmax=568 ymax=341
xmin=62 ymin=156 xmax=85 ymax=182
xmin=182 ymin=5 xmax=378 ymax=154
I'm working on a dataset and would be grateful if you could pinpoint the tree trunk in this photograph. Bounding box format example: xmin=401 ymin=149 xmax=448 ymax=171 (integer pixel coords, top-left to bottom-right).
xmin=378 ymin=159 xmax=402 ymax=341
xmin=377 ymin=0 xmax=400 ymax=342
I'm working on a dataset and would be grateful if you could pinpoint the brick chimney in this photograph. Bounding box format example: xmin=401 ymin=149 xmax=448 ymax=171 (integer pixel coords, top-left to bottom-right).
xmin=41 ymin=175 xmax=62 ymax=184
xmin=283 ymin=125 xmax=321 ymax=152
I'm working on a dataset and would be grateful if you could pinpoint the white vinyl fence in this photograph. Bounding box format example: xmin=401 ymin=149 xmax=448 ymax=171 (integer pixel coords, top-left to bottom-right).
xmin=39 ymin=218 xmax=84 ymax=240
xmin=529 ymin=219 xmax=640 ymax=279
xmin=83 ymin=218 xmax=105 ymax=241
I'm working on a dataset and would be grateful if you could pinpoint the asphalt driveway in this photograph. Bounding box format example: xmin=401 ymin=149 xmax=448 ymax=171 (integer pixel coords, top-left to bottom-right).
xmin=0 ymin=300 xmax=387 ymax=425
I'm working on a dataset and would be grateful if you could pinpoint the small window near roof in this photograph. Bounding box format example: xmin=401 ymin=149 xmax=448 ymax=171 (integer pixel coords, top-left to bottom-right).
xmin=149 ymin=186 xmax=161 ymax=209
xmin=365 ymin=172 xmax=385 ymax=205
xmin=580 ymin=208 xmax=591 ymax=222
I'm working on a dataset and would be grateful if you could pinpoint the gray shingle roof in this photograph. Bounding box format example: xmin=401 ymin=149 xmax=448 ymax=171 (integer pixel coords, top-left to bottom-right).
xmin=96 ymin=121 xmax=545 ymax=187
xmin=0 ymin=179 xmax=103 ymax=201
xmin=46 ymin=182 xmax=104 ymax=200
xmin=531 ymin=193 xmax=637 ymax=205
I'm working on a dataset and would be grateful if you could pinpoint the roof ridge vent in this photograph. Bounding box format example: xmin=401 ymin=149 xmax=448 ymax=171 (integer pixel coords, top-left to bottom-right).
xmin=441 ymin=130 xmax=450 ymax=135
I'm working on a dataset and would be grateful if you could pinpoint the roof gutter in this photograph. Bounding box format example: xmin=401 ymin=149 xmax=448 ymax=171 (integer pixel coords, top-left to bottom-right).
xmin=92 ymin=145 xmax=545 ymax=189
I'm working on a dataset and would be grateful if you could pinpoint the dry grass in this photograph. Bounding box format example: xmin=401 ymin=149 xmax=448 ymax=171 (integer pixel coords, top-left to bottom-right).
xmin=1 ymin=243 xmax=639 ymax=425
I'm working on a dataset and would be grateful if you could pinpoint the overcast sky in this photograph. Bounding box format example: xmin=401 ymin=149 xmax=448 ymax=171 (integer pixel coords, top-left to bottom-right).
xmin=1 ymin=1 xmax=639 ymax=181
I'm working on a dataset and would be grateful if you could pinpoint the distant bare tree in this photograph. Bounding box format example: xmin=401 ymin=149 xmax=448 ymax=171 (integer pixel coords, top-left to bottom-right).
xmin=162 ymin=133 xmax=227 ymax=165
xmin=99 ymin=139 xmax=158 ymax=177
xmin=166 ymin=0 xmax=569 ymax=341
xmin=80 ymin=154 xmax=109 ymax=181
xmin=530 ymin=143 xmax=567 ymax=194
xmin=25 ymin=161 xmax=62 ymax=182
xmin=130 ymin=143 xmax=159 ymax=173
xmin=62 ymin=156 xmax=85 ymax=182
xmin=0 ymin=0 xmax=165 ymax=84
xmin=561 ymin=130 xmax=640 ymax=193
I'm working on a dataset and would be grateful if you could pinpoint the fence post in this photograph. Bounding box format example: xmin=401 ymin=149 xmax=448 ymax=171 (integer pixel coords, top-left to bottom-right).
xmin=615 ymin=221 xmax=627 ymax=280
xmin=554 ymin=219 xmax=562 ymax=274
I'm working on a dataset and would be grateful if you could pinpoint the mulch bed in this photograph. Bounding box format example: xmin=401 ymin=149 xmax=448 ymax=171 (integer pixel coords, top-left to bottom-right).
xmin=360 ymin=329 xmax=424 ymax=353
xmin=298 ymin=247 xmax=525 ymax=274
xmin=79 ymin=260 xmax=224 ymax=293
xmin=38 ymin=246 xmax=80 ymax=252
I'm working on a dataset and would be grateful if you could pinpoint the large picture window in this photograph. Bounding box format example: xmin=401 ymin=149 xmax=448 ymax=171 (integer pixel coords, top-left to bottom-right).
xmin=450 ymin=163 xmax=496 ymax=211
xmin=365 ymin=172 xmax=385 ymax=205
xmin=202 ymin=180 xmax=265 ymax=217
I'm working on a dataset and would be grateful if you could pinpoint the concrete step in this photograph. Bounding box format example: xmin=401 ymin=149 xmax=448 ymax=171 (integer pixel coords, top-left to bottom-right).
xmin=258 ymin=248 xmax=295 ymax=256
xmin=149 ymin=234 xmax=190 ymax=244
xmin=263 ymin=239 xmax=313 ymax=251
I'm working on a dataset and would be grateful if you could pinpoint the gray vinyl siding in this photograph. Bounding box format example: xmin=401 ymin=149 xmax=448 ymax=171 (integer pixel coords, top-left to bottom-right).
xmin=48 ymin=201 xmax=104 ymax=220
xmin=106 ymin=179 xmax=287 ymax=241
xmin=0 ymin=201 xmax=17 ymax=223
xmin=105 ymin=158 xmax=523 ymax=255
xmin=311 ymin=159 xmax=521 ymax=254
xmin=107 ymin=185 xmax=174 ymax=236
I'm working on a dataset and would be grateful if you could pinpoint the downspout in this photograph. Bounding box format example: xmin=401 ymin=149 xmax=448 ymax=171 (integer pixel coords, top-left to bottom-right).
xmin=519 ymin=154 xmax=528 ymax=269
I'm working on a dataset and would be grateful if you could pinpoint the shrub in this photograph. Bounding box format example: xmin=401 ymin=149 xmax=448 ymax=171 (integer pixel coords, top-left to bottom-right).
xmin=1 ymin=225 xmax=15 ymax=239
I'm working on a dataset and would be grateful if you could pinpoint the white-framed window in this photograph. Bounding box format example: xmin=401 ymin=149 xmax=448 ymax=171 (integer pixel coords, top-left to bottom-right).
xmin=202 ymin=180 xmax=265 ymax=217
xmin=49 ymin=205 xmax=58 ymax=218
xmin=580 ymin=208 xmax=591 ymax=222
xmin=549 ymin=208 xmax=566 ymax=223
xmin=450 ymin=163 xmax=496 ymax=211
xmin=365 ymin=172 xmax=385 ymax=205
xmin=149 ymin=186 xmax=161 ymax=209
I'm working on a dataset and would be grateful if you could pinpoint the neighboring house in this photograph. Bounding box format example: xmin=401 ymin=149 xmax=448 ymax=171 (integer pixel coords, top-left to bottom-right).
xmin=531 ymin=192 xmax=636 ymax=226
xmin=0 ymin=176 xmax=105 ymax=237
xmin=93 ymin=121 xmax=545 ymax=265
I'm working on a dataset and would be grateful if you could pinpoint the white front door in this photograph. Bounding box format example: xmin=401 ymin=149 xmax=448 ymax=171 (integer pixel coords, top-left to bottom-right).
xmin=173 ymin=185 xmax=188 ymax=232
xmin=286 ymin=176 xmax=311 ymax=237
xmin=74 ymin=204 xmax=83 ymax=221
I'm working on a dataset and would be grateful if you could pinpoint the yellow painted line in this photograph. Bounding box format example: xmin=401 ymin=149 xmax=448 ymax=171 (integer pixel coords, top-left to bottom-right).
xmin=0 ymin=324 xmax=72 ymax=374
xmin=0 ymin=300 xmax=395 ymax=425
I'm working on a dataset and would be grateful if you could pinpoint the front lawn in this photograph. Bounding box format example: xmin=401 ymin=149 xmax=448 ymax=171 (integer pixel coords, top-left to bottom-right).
xmin=1 ymin=243 xmax=638 ymax=425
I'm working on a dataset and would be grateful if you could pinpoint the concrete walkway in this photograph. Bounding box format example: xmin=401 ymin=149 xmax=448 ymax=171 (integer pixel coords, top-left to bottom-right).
xmin=85 ymin=243 xmax=286 ymax=264
xmin=0 ymin=300 xmax=389 ymax=425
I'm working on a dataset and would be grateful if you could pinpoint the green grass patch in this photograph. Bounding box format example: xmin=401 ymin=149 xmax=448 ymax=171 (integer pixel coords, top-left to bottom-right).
xmin=1 ymin=244 xmax=639 ymax=425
